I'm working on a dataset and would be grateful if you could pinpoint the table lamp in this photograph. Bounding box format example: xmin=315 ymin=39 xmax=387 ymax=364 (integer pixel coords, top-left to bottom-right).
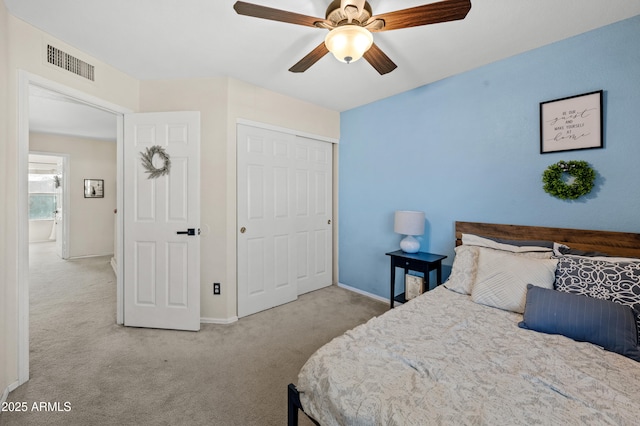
xmin=394 ymin=210 xmax=425 ymax=253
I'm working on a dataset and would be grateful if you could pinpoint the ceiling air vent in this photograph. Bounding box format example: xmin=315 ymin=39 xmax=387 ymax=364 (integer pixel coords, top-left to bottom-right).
xmin=47 ymin=45 xmax=95 ymax=81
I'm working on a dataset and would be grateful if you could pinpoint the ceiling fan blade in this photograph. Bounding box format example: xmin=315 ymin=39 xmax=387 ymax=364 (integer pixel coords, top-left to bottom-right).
xmin=363 ymin=43 xmax=397 ymax=75
xmin=370 ymin=0 xmax=471 ymax=32
xmin=289 ymin=42 xmax=330 ymax=73
xmin=233 ymin=1 xmax=324 ymax=28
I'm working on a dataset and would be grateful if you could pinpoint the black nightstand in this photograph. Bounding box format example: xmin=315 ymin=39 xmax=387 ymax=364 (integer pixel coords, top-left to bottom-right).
xmin=385 ymin=250 xmax=447 ymax=309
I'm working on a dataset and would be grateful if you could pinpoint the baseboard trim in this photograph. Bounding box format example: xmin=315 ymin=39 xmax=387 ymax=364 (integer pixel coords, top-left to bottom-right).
xmin=337 ymin=282 xmax=389 ymax=304
xmin=1 ymin=380 xmax=20 ymax=405
xmin=110 ymin=257 xmax=117 ymax=274
xmin=201 ymin=284 xmax=389 ymax=325
xmin=200 ymin=316 xmax=238 ymax=325
xmin=68 ymin=253 xmax=114 ymax=260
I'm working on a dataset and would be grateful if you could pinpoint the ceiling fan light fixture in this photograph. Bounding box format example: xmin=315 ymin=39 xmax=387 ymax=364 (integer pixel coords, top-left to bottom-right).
xmin=324 ymin=25 xmax=373 ymax=64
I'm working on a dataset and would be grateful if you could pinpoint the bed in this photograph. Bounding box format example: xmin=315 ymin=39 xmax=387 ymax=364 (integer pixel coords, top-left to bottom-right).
xmin=288 ymin=221 xmax=640 ymax=425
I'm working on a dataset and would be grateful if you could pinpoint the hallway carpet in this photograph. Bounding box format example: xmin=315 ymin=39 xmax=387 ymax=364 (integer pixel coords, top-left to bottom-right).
xmin=2 ymin=243 xmax=387 ymax=425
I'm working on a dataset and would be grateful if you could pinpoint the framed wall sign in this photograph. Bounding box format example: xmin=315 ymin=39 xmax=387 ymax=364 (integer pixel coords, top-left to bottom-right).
xmin=84 ymin=179 xmax=104 ymax=198
xmin=540 ymin=90 xmax=603 ymax=154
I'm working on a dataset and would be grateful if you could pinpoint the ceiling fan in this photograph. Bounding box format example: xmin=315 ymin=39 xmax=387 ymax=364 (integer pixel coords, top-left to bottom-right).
xmin=233 ymin=0 xmax=472 ymax=75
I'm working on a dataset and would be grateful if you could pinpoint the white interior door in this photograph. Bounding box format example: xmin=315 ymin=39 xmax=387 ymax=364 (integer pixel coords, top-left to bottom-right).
xmin=237 ymin=125 xmax=297 ymax=317
xmin=293 ymin=136 xmax=333 ymax=295
xmin=54 ymin=180 xmax=63 ymax=255
xmin=123 ymin=111 xmax=201 ymax=331
xmin=54 ymin=156 xmax=66 ymax=258
xmin=237 ymin=124 xmax=332 ymax=318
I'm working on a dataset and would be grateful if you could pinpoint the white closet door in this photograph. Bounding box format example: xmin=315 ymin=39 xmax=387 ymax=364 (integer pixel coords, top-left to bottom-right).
xmin=293 ymin=136 xmax=332 ymax=295
xmin=237 ymin=125 xmax=333 ymax=317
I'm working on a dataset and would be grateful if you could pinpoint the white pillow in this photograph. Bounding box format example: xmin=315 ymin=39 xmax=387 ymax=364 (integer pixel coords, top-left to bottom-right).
xmin=444 ymin=245 xmax=478 ymax=295
xmin=462 ymin=233 xmax=552 ymax=253
xmin=444 ymin=245 xmax=553 ymax=296
xmin=471 ymin=249 xmax=558 ymax=313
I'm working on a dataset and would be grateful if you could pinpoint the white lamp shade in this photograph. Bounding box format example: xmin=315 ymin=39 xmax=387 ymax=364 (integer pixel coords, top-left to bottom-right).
xmin=324 ymin=25 xmax=373 ymax=64
xmin=394 ymin=211 xmax=425 ymax=236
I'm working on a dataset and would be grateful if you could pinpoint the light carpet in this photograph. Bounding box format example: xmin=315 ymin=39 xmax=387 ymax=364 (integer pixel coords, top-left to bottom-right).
xmin=1 ymin=242 xmax=387 ymax=425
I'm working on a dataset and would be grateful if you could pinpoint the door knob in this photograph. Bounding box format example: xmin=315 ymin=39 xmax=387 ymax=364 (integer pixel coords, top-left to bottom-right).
xmin=177 ymin=228 xmax=198 ymax=236
xmin=240 ymin=227 xmax=246 ymax=233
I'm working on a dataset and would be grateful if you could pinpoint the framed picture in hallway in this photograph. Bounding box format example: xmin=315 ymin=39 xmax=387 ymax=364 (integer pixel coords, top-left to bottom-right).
xmin=84 ymin=179 xmax=104 ymax=198
xmin=540 ymin=90 xmax=603 ymax=154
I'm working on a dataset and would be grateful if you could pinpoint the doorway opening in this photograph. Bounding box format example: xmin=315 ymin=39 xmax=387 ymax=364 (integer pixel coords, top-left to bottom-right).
xmin=17 ymin=71 xmax=131 ymax=386
xmin=27 ymin=152 xmax=68 ymax=259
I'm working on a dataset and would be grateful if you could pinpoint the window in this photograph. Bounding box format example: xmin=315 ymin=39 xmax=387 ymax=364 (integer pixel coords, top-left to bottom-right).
xmin=28 ymin=174 xmax=57 ymax=220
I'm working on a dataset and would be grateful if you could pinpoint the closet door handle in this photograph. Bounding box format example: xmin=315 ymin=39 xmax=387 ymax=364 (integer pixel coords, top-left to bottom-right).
xmin=177 ymin=228 xmax=197 ymax=236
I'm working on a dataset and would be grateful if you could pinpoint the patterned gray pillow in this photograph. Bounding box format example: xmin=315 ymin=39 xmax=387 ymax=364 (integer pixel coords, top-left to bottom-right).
xmin=555 ymin=255 xmax=640 ymax=340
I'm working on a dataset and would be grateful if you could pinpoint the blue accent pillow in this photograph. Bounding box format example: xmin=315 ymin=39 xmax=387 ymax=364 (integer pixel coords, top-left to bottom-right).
xmin=519 ymin=284 xmax=640 ymax=362
xmin=554 ymin=255 xmax=640 ymax=342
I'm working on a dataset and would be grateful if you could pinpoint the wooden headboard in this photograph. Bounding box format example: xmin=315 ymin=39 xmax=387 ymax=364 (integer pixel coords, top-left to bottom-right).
xmin=456 ymin=221 xmax=640 ymax=259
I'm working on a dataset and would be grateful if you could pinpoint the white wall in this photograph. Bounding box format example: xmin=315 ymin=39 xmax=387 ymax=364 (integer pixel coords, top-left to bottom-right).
xmin=1 ymin=0 xmax=10 ymax=402
xmin=139 ymin=77 xmax=340 ymax=322
xmin=30 ymin=133 xmax=117 ymax=257
xmin=3 ymin=14 xmax=139 ymax=391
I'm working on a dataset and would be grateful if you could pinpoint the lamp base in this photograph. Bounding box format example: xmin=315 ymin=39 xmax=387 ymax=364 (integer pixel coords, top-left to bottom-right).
xmin=400 ymin=235 xmax=420 ymax=253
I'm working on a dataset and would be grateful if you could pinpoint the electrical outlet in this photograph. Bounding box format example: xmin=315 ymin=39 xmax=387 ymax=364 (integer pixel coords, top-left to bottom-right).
xmin=213 ymin=283 xmax=221 ymax=295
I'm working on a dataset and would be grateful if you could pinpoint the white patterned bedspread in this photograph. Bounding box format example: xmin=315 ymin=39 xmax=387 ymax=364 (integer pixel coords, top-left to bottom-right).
xmin=297 ymin=286 xmax=640 ymax=425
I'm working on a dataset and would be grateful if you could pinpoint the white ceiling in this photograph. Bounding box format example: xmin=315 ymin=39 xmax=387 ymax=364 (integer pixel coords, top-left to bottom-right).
xmin=7 ymin=0 xmax=640 ymax=139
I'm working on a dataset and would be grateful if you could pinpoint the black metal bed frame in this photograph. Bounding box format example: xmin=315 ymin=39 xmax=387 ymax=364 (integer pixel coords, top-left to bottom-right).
xmin=288 ymin=383 xmax=319 ymax=426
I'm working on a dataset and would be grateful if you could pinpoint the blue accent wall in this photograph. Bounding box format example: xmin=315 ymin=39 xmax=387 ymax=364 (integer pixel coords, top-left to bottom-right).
xmin=338 ymin=15 xmax=640 ymax=298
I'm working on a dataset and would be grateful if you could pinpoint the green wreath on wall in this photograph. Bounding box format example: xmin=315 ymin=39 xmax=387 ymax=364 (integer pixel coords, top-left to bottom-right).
xmin=542 ymin=160 xmax=596 ymax=200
